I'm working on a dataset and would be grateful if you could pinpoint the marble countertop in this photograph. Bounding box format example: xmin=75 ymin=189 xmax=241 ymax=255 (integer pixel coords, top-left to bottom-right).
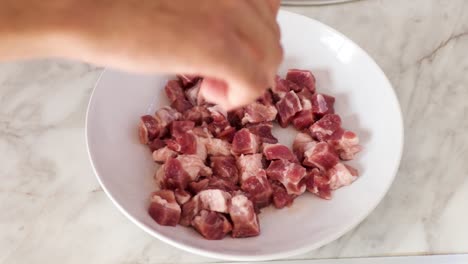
xmin=1 ymin=0 xmax=467 ymax=263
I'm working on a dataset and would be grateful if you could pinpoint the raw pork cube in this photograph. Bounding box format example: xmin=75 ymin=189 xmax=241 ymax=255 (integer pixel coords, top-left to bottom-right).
xmin=177 ymin=74 xmax=200 ymax=88
xmin=227 ymin=108 xmax=245 ymax=129
xmin=206 ymin=177 xmax=240 ymax=193
xmin=241 ymin=171 xmax=273 ymax=208
xmin=231 ymin=128 xmax=260 ymax=155
xmin=148 ymin=138 xmax=166 ymax=152
xmin=170 ymin=120 xmax=195 ymax=138
xmin=276 ymin=91 xmax=302 ymax=127
xmin=195 ymin=189 xmax=231 ymax=213
xmin=152 ymin=146 xmax=178 ymax=163
xmin=174 ymin=189 xmax=192 ymax=205
xmin=165 ymin=133 xmax=197 ymax=155
xmin=139 ymin=115 xmax=162 ymax=144
xmin=303 ymin=142 xmax=339 ymax=171
xmin=292 ymin=132 xmax=318 ymax=162
xmin=263 ymin=143 xmax=297 ymax=162
xmin=266 ymin=160 xmax=307 ymax=195
xmin=309 ymin=114 xmax=342 ymax=141
xmin=229 ymin=194 xmax=260 ymax=238
xmin=256 ymin=90 xmax=274 ymax=105
xmin=148 ymin=190 xmax=181 ymax=226
xmin=242 ymin=102 xmax=278 ymax=125
xmin=202 ymin=137 xmax=232 ymax=156
xmin=155 ymin=106 xmax=182 ymax=127
xmin=328 ymin=163 xmax=359 ymax=190
xmin=154 ymin=158 xmax=191 ymax=190
xmin=270 ymin=180 xmax=295 ymax=209
xmin=179 ymin=198 xmax=200 ymax=226
xmin=246 ymin=122 xmax=278 ymax=144
xmin=185 ymin=80 xmax=205 ymax=106
xmin=286 ymin=69 xmax=316 ymax=93
xmin=183 ymin=106 xmax=211 ymax=125
xmin=237 ymin=153 xmax=263 ymax=183
xmin=311 ymin=93 xmax=335 ymax=117
xmin=165 ymin=80 xmax=185 ymax=103
xmin=304 ymin=168 xmax=332 ymax=200
xmin=292 ymin=109 xmax=314 ymax=130
xmin=176 ymin=155 xmax=212 ymax=180
xmin=271 ymin=76 xmax=290 ymax=100
xmin=210 ymin=155 xmax=239 ymax=184
xmin=216 ymin=126 xmax=237 ymax=143
xmin=329 ymin=130 xmax=363 ymax=160
xmin=192 ymin=210 xmax=232 ymax=240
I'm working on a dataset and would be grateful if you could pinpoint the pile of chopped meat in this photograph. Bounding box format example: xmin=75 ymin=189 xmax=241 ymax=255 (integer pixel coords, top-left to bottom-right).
xmin=139 ymin=70 xmax=362 ymax=240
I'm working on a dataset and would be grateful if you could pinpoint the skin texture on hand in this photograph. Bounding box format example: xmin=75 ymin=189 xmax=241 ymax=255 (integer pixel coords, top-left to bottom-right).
xmin=0 ymin=0 xmax=283 ymax=110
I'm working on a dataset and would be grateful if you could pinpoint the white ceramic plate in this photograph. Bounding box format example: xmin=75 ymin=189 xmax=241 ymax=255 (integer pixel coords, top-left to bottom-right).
xmin=86 ymin=10 xmax=403 ymax=261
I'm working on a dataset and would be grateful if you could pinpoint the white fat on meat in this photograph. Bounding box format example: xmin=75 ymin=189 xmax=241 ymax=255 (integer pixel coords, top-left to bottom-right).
xmin=328 ymin=163 xmax=358 ymax=189
xmin=195 ymin=189 xmax=231 ymax=213
xmin=176 ymin=155 xmax=212 ymax=180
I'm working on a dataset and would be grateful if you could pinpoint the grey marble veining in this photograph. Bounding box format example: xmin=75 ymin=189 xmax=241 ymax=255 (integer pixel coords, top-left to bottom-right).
xmin=0 ymin=0 xmax=467 ymax=263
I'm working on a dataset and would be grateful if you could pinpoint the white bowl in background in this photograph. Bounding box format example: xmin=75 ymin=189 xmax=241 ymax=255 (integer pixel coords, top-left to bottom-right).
xmin=86 ymin=10 xmax=403 ymax=261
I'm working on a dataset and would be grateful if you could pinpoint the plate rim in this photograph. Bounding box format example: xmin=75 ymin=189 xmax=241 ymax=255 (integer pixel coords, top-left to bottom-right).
xmin=85 ymin=10 xmax=404 ymax=261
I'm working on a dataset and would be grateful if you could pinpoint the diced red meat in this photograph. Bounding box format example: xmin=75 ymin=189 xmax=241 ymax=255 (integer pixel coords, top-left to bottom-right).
xmin=303 ymin=142 xmax=339 ymax=171
xmin=309 ymin=114 xmax=343 ymax=141
xmin=195 ymin=189 xmax=231 ymax=213
xmin=229 ymin=194 xmax=260 ymax=238
xmin=276 ymin=91 xmax=303 ymax=127
xmin=311 ymin=93 xmax=335 ymax=117
xmin=194 ymin=136 xmax=208 ymax=161
xmin=266 ymin=160 xmax=307 ymax=195
xmin=192 ymin=210 xmax=232 ymax=240
xmin=155 ymin=158 xmax=191 ymax=190
xmin=152 ymin=146 xmax=178 ymax=163
xmin=270 ymin=180 xmax=295 ymax=209
xmin=292 ymin=132 xmax=318 ymax=162
xmin=231 ymin=128 xmax=260 ymax=155
xmin=237 ymin=153 xmax=263 ymax=183
xmin=185 ymin=80 xmax=205 ymax=106
xmin=165 ymin=80 xmax=185 ymax=103
xmin=177 ymin=74 xmax=200 ymax=88
xmin=170 ymin=121 xmax=195 ymax=138
xmin=148 ymin=138 xmax=166 ymax=152
xmin=329 ymin=130 xmax=363 ymax=160
xmin=210 ymin=155 xmax=239 ymax=184
xmin=271 ymin=76 xmax=291 ymax=100
xmin=192 ymin=125 xmax=213 ymax=138
xmin=179 ymin=198 xmax=200 ymax=226
xmin=176 ymin=155 xmax=212 ymax=180
xmin=148 ymin=190 xmax=181 ymax=226
xmin=304 ymin=168 xmax=332 ymax=200
xmin=246 ymin=122 xmax=278 ymax=144
xmin=139 ymin=115 xmax=162 ymax=144
xmin=227 ymin=108 xmax=245 ymax=129
xmin=296 ymin=88 xmax=314 ymax=102
xmin=183 ymin=106 xmax=211 ymax=125
xmin=286 ymin=69 xmax=316 ymax=93
xmin=263 ymin=143 xmax=297 ymax=162
xmin=328 ymin=163 xmax=359 ymax=190
xmin=174 ymin=189 xmax=192 ymax=205
xmin=155 ymin=106 xmax=181 ymax=129
xmin=207 ymin=105 xmax=227 ymax=124
xmin=217 ymin=126 xmax=237 ymax=143
xmin=241 ymin=171 xmax=273 ymax=208
xmin=171 ymin=98 xmax=193 ymax=113
xmin=242 ymin=102 xmax=278 ymax=125
xmin=188 ymin=179 xmax=210 ymax=195
xmin=292 ymin=109 xmax=314 ymax=130
xmin=206 ymin=177 xmax=240 ymax=193
xmin=257 ymin=90 xmax=274 ymax=105
xmin=165 ymin=133 xmax=197 ymax=155
xmin=202 ymin=137 xmax=232 ymax=156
